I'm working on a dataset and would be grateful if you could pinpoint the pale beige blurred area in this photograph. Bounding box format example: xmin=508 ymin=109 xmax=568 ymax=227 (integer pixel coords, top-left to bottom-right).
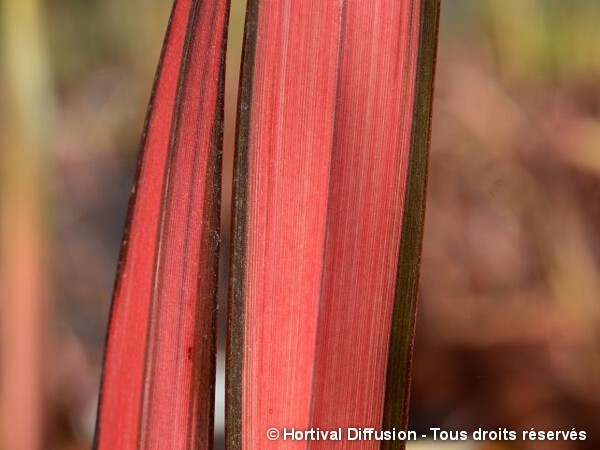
xmin=0 ymin=0 xmax=599 ymax=449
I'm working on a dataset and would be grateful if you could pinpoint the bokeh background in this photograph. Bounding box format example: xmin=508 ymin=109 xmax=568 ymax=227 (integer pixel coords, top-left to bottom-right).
xmin=1 ymin=0 xmax=599 ymax=449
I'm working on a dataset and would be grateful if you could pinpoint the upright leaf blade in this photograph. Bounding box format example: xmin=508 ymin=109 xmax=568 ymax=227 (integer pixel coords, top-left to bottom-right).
xmin=227 ymin=0 xmax=440 ymax=448
xmin=94 ymin=0 xmax=229 ymax=448
xmin=228 ymin=0 xmax=342 ymax=446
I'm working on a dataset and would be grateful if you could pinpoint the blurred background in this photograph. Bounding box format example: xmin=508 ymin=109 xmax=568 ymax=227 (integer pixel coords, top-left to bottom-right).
xmin=1 ymin=0 xmax=599 ymax=448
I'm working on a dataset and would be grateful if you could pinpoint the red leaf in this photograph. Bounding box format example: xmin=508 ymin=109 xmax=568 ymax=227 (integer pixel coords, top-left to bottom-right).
xmin=227 ymin=0 xmax=440 ymax=448
xmin=94 ymin=0 xmax=229 ymax=448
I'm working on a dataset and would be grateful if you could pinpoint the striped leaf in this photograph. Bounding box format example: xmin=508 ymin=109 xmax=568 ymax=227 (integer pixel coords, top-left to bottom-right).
xmin=227 ymin=1 xmax=440 ymax=448
xmin=94 ymin=0 xmax=229 ymax=448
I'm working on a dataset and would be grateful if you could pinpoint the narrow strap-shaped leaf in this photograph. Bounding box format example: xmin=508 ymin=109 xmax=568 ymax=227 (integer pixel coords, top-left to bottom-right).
xmin=227 ymin=0 xmax=440 ymax=448
xmin=228 ymin=0 xmax=342 ymax=447
xmin=94 ymin=0 xmax=229 ymax=448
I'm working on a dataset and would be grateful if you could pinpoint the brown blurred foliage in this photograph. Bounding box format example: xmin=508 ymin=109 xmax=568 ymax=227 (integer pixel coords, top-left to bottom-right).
xmin=413 ymin=2 xmax=600 ymax=449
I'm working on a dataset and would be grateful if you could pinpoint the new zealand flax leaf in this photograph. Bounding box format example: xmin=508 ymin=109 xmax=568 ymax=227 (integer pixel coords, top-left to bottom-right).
xmin=94 ymin=0 xmax=229 ymax=448
xmin=95 ymin=0 xmax=439 ymax=447
xmin=227 ymin=1 xmax=440 ymax=448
